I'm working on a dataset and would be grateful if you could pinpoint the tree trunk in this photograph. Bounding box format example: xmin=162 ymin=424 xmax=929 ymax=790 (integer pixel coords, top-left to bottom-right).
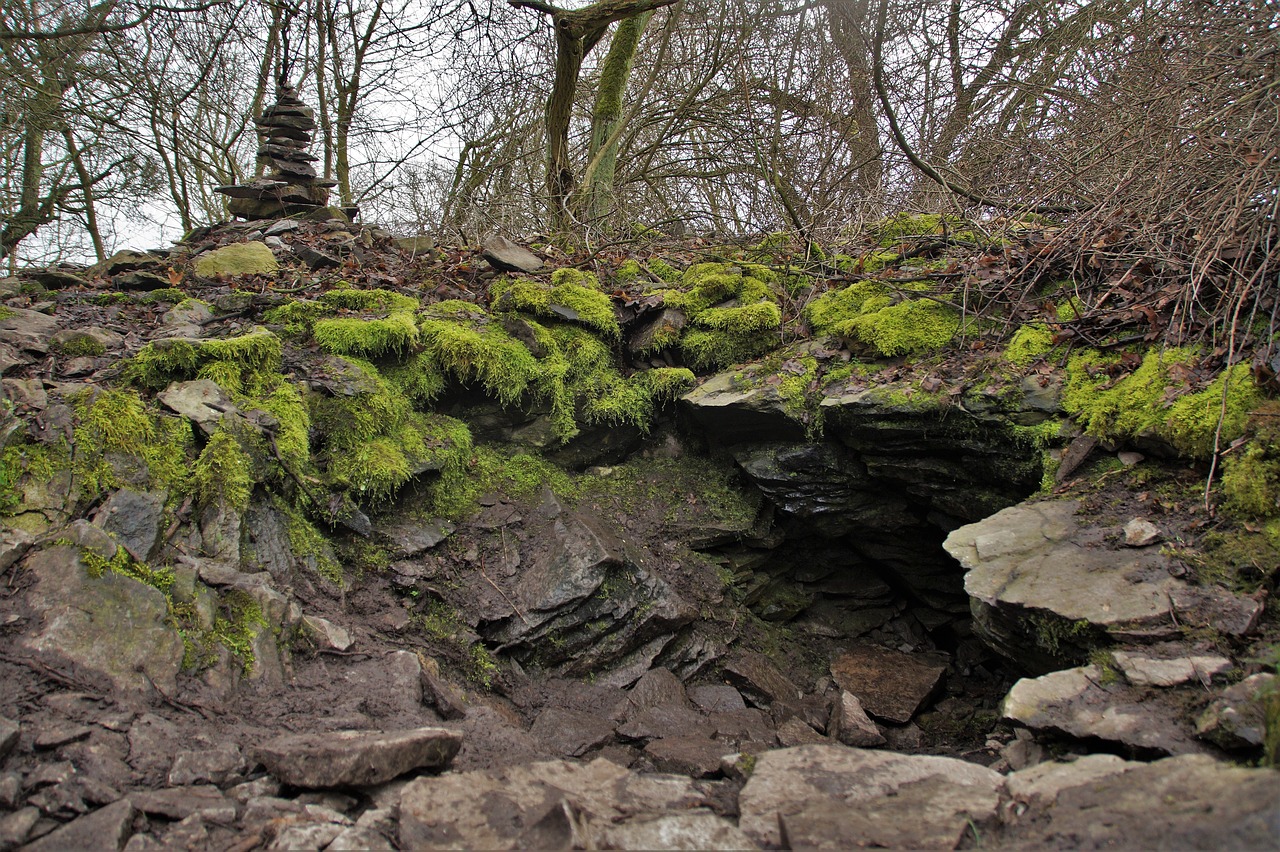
xmin=581 ymin=10 xmax=651 ymax=223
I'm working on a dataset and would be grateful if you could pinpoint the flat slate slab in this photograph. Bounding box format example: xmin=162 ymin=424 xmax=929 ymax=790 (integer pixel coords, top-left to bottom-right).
xmin=830 ymin=644 xmax=946 ymax=724
xmin=256 ymin=727 xmax=462 ymax=788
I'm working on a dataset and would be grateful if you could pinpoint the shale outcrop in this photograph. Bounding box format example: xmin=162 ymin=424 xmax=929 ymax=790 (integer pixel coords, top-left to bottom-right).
xmin=0 ymin=216 xmax=1275 ymax=850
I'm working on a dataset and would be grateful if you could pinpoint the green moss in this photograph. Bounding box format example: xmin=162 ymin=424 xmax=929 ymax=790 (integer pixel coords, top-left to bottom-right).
xmin=468 ymin=645 xmax=500 ymax=689
xmin=615 ymin=259 xmax=642 ymax=284
xmin=1063 ymin=349 xmax=1260 ymax=458
xmin=382 ymin=354 xmax=448 ymax=404
xmin=646 ymin=258 xmax=681 ymax=284
xmin=1006 ymin=322 xmax=1055 ymax=366
xmin=211 ymin=589 xmax=268 ymax=674
xmin=312 ymin=357 xmax=473 ymax=507
xmin=127 ymin=328 xmax=281 ymax=393
xmin=871 ymin=212 xmax=969 ymax=247
xmin=51 ymin=332 xmax=106 ymax=358
xmin=491 ymin=269 xmax=620 ymax=339
xmin=72 ymin=389 xmax=192 ymax=497
xmin=82 ymin=545 xmax=176 ymax=595
xmin=0 ymin=306 xmax=13 ymax=320
xmin=1029 ymin=613 xmax=1095 ymax=662
xmin=425 ymin=445 xmax=575 ymax=520
xmin=191 ymin=426 xmax=254 ymax=510
xmin=280 ymin=499 xmax=343 ymax=586
xmin=419 ymin=305 xmax=541 ymax=407
xmin=319 ymin=287 xmax=419 ymax=314
xmin=846 ymin=298 xmax=959 ymax=357
xmin=262 ymin=299 xmax=330 ymax=335
xmin=313 ymin=311 xmax=419 ymax=356
xmin=138 ymin=288 xmax=188 ymax=304
xmin=657 ymin=262 xmax=782 ymax=371
xmin=1191 ymin=521 xmax=1280 ymax=592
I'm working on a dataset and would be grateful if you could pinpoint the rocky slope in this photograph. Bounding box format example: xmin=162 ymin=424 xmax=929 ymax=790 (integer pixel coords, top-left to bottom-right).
xmin=0 ymin=216 xmax=1276 ymax=850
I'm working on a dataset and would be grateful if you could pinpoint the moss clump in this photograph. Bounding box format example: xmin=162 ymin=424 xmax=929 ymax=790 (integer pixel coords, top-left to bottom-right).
xmin=491 ymin=268 xmax=620 ymax=339
xmin=51 ymin=332 xmax=106 ymax=358
xmin=425 ymin=446 xmax=577 ymax=520
xmin=313 ymin=311 xmax=419 ymax=357
xmin=138 ymin=288 xmax=188 ymax=304
xmin=664 ymin=263 xmax=781 ymax=371
xmin=264 ymin=288 xmax=419 ymax=338
xmin=127 ymin=327 xmax=282 ymax=393
xmin=83 ymin=545 xmax=176 ymax=594
xmin=310 ymin=357 xmax=473 ymax=506
xmin=646 ymin=258 xmax=681 ymax=284
xmin=211 ymin=589 xmax=268 ymax=674
xmin=1063 ymin=348 xmax=1260 ymax=458
xmin=1221 ymin=402 xmax=1280 ymax=517
xmin=806 ymin=282 xmax=959 ymax=357
xmin=614 ymin=259 xmax=642 ymax=284
xmin=871 ymin=212 xmax=969 ymax=246
xmin=583 ymin=367 xmax=696 ymax=429
xmin=72 ymin=389 xmax=192 ymax=497
xmin=278 ymin=498 xmax=343 ymax=586
xmin=193 ymin=241 xmax=278 ymax=278
xmin=191 ymin=426 xmax=254 ymax=510
xmin=419 ymin=303 xmax=541 ymax=406
xmin=1006 ymin=322 xmax=1055 ymax=366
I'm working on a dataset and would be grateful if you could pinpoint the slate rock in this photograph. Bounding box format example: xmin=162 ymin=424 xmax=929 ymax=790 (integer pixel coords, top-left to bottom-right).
xmin=530 ymin=707 xmax=616 ymax=758
xmin=1000 ymin=754 xmax=1280 ymax=849
xmin=481 ymin=235 xmax=543 ymax=273
xmin=2 ymin=377 xmax=47 ymax=411
xmin=709 ymin=707 xmax=775 ymax=747
xmin=157 ymin=379 xmax=240 ymax=435
xmin=301 ymin=615 xmax=353 ymax=652
xmin=1123 ymin=517 xmax=1162 ymax=547
xmin=592 ymin=810 xmax=757 ymax=850
xmin=96 ymin=249 xmax=162 ymax=276
xmin=51 ymin=327 xmax=123 ymax=355
xmin=833 ymin=690 xmax=887 ymax=747
xmin=255 ymin=727 xmax=463 ymax=788
xmin=617 ymin=667 xmax=691 ymax=717
xmin=0 ymin=716 xmax=17 ymax=761
xmin=721 ymin=651 xmax=802 ymax=708
xmin=1195 ymin=673 xmax=1276 ymax=750
xmin=168 ymin=743 xmax=245 ymax=786
xmin=130 ymin=786 xmax=234 ymax=822
xmin=193 ymin=242 xmax=278 ymax=277
xmin=378 ymin=518 xmax=454 ymax=557
xmin=20 ymin=542 xmax=184 ymax=696
xmin=114 ymin=270 xmax=170 ymax=291
xmin=642 ymin=736 xmax=731 ymax=777
xmin=0 ymin=307 xmax=59 ymax=354
xmin=1003 ymin=665 xmax=1210 ymax=756
xmin=22 ymin=798 xmax=136 ymax=852
xmin=615 ymin=703 xmax=714 ymax=743
xmin=25 ymin=268 xmax=89 ymax=290
xmin=737 ymin=744 xmax=1004 ymax=848
xmin=689 ymin=683 xmax=747 ymax=713
xmin=1112 ymin=650 xmax=1232 ymax=687
xmin=681 ymin=375 xmax=806 ymax=444
xmin=92 ymin=489 xmax=166 ymax=562
xmin=0 ymin=807 xmax=40 ymax=850
xmin=830 ymin=644 xmax=946 ymax=724
xmin=400 ymin=757 xmax=704 ymax=849
xmin=419 ymin=657 xmax=468 ymax=721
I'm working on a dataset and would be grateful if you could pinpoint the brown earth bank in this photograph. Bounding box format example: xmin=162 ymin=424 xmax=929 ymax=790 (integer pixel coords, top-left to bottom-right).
xmin=0 ymin=216 xmax=1276 ymax=850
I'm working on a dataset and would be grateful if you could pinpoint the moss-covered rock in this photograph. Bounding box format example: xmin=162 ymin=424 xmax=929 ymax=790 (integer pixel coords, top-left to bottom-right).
xmin=806 ymin=282 xmax=960 ymax=357
xmin=491 ymin=268 xmax=620 ymax=339
xmin=663 ymin=263 xmax=782 ymax=371
xmin=193 ymin=242 xmax=279 ymax=278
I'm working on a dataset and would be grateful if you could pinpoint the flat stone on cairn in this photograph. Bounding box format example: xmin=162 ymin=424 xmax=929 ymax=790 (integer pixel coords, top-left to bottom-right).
xmin=215 ymin=79 xmax=338 ymax=220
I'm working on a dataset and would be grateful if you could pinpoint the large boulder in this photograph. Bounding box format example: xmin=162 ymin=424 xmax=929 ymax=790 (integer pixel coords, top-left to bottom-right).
xmin=944 ymin=499 xmax=1261 ymax=671
xmin=193 ymin=242 xmax=278 ymax=278
xmin=737 ymin=744 xmax=1004 ymax=848
xmin=18 ymin=526 xmax=185 ymax=696
xmin=255 ymin=727 xmax=463 ymax=788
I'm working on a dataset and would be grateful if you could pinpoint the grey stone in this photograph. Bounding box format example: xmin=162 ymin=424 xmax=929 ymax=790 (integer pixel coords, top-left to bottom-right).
xmin=19 ymin=542 xmax=184 ymax=696
xmin=1123 ymin=517 xmax=1162 ymax=547
xmin=50 ymin=326 xmax=123 ymax=354
xmin=400 ymin=757 xmax=704 ymax=849
xmin=22 ymin=798 xmax=135 ymax=852
xmin=2 ymin=377 xmax=47 ymax=410
xmin=1003 ymin=665 xmax=1210 ymax=756
xmin=689 ymin=684 xmax=746 ymax=713
xmin=481 ymin=235 xmax=543 ymax=273
xmin=378 ymin=518 xmax=454 ymax=557
xmin=0 ymin=528 xmax=33 ymax=575
xmin=33 ymin=722 xmax=92 ymax=749
xmin=301 ymin=615 xmax=353 ymax=652
xmin=161 ymin=300 xmax=212 ymax=329
xmin=530 ymin=707 xmax=616 ymax=758
xmin=96 ymin=249 xmax=162 ymax=276
xmin=775 ymin=717 xmax=826 ymax=746
xmin=92 ymin=489 xmax=166 ymax=562
xmin=338 ymin=650 xmax=423 ymax=716
xmin=943 ymin=500 xmax=1260 ymax=670
xmin=642 ymin=736 xmax=731 ymax=778
xmin=0 ymin=807 xmax=40 ymax=850
xmin=0 ymin=716 xmax=17 ymax=760
xmin=130 ymin=786 xmax=234 ymax=822
xmin=0 ymin=307 xmax=59 ymax=354
xmin=1195 ymin=673 xmax=1275 ymax=750
xmin=419 ymin=657 xmax=468 ymax=720
xmin=255 ymin=727 xmax=463 ymax=788
xmin=616 ymin=703 xmax=714 ymax=743
xmin=999 ymin=754 xmax=1280 ymax=849
xmin=115 ymin=271 xmax=171 ymax=291
xmin=157 ymin=379 xmax=240 ymax=435
xmin=830 ymin=644 xmax=946 ymax=724
xmin=833 ymin=690 xmax=887 ymax=747
xmin=266 ymin=822 xmax=345 ymax=851
xmin=1112 ymin=650 xmax=1232 ymax=687
xmin=617 ymin=667 xmax=691 ymax=716
xmin=721 ymin=651 xmax=802 ymax=708
xmin=167 ymin=743 xmax=245 ymax=786
xmin=592 ymin=810 xmax=757 ymax=850
xmin=681 ymin=374 xmax=805 ymax=444
xmin=737 ymin=744 xmax=1004 ymax=848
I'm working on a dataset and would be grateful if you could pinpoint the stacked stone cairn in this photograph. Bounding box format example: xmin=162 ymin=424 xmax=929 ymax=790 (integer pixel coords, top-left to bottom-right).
xmin=215 ymin=80 xmax=338 ymax=220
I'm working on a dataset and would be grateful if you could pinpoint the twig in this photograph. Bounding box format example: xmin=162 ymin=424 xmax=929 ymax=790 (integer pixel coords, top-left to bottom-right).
xmin=478 ymin=553 xmax=529 ymax=626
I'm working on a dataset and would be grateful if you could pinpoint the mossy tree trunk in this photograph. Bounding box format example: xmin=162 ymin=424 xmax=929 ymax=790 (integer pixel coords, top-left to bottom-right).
xmin=579 ymin=10 xmax=652 ymax=225
xmin=509 ymin=0 xmax=678 ymax=232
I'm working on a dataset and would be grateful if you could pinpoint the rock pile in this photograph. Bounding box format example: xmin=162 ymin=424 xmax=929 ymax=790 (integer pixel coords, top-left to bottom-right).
xmin=215 ymin=80 xmax=339 ymax=221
